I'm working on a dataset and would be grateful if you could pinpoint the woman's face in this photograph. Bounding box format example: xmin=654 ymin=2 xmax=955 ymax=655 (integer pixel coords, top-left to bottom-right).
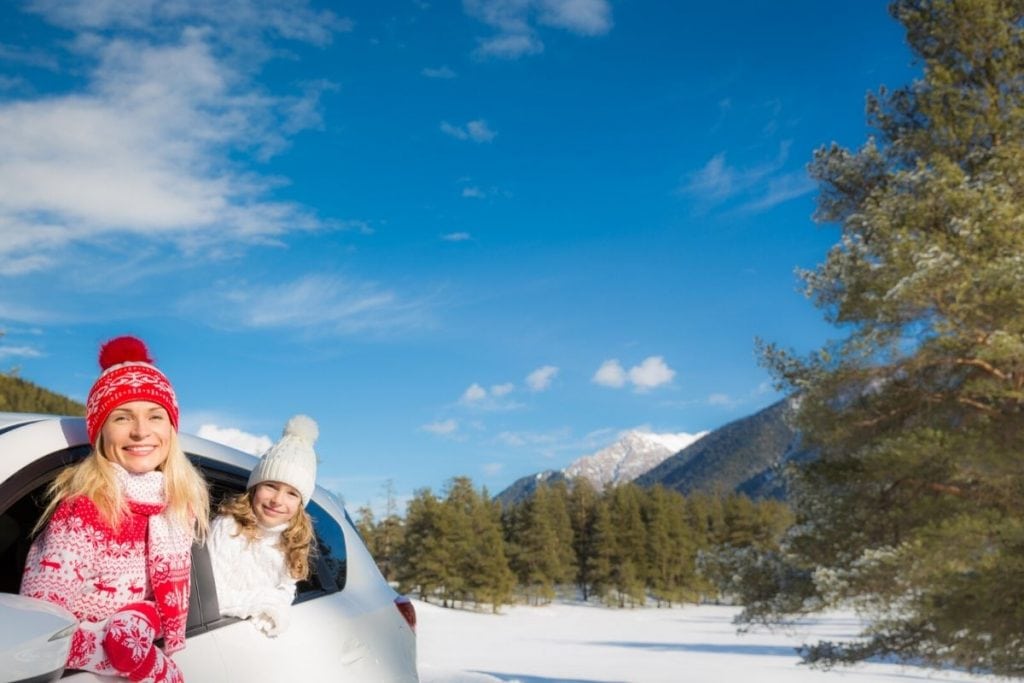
xmin=251 ymin=481 xmax=302 ymax=527
xmin=100 ymin=400 xmax=173 ymax=474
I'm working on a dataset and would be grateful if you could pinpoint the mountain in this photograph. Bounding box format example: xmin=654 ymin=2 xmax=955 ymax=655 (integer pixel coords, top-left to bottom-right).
xmin=495 ymin=398 xmax=806 ymax=505
xmin=564 ymin=430 xmax=707 ymax=489
xmin=494 ymin=429 xmax=705 ymax=506
xmin=0 ymin=373 xmax=85 ymax=416
xmin=493 ymin=470 xmax=569 ymax=506
xmin=634 ymin=398 xmax=805 ymax=499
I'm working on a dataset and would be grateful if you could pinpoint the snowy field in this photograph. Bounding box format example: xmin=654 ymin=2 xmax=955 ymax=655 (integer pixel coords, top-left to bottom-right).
xmin=415 ymin=600 xmax=1013 ymax=683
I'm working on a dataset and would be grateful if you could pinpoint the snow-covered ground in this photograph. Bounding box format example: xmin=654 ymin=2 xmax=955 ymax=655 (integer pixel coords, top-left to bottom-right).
xmin=415 ymin=600 xmax=1012 ymax=683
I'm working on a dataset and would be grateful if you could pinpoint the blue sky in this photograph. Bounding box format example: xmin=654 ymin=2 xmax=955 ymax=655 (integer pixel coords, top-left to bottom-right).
xmin=0 ymin=1 xmax=915 ymax=512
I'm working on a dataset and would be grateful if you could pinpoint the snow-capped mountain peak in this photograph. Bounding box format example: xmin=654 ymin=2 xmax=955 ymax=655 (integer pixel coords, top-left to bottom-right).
xmin=564 ymin=429 xmax=707 ymax=489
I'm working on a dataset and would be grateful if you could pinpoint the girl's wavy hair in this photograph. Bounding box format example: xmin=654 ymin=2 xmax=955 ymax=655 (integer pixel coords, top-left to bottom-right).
xmin=218 ymin=488 xmax=315 ymax=580
xmin=33 ymin=429 xmax=210 ymax=541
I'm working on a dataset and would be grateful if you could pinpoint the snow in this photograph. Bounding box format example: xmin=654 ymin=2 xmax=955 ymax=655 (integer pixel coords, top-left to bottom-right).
xmin=564 ymin=430 xmax=707 ymax=488
xmin=415 ymin=600 xmax=1011 ymax=683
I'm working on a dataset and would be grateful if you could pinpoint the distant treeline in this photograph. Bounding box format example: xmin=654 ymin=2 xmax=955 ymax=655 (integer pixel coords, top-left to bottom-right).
xmin=355 ymin=476 xmax=793 ymax=611
xmin=0 ymin=373 xmax=86 ymax=416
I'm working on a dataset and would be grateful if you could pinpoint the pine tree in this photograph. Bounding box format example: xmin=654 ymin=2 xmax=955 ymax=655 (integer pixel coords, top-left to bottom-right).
xmin=374 ymin=480 xmax=405 ymax=583
xmin=756 ymin=1 xmax=1024 ymax=674
xmin=469 ymin=497 xmax=516 ymax=612
xmin=606 ymin=484 xmax=647 ymax=607
xmin=642 ymin=486 xmax=695 ymax=606
xmin=505 ymin=483 xmax=563 ymax=604
xmin=568 ymin=477 xmax=601 ymax=600
xmin=395 ymin=488 xmax=449 ymax=604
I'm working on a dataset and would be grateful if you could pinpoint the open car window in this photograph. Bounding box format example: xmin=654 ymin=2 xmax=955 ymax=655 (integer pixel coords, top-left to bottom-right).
xmin=192 ymin=457 xmax=348 ymax=622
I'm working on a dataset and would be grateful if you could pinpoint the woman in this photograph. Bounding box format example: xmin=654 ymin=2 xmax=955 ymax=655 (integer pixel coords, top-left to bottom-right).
xmin=20 ymin=335 xmax=209 ymax=682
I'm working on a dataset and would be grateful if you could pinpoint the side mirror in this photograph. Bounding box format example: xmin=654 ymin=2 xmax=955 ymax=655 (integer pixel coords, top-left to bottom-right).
xmin=0 ymin=593 xmax=77 ymax=683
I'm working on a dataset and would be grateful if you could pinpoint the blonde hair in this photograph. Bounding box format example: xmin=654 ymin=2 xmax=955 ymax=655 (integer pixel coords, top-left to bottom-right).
xmin=34 ymin=429 xmax=210 ymax=541
xmin=218 ymin=489 xmax=315 ymax=580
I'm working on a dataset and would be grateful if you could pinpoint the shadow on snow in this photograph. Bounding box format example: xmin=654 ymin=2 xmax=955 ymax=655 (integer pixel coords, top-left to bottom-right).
xmin=476 ymin=672 xmax=626 ymax=683
xmin=588 ymin=641 xmax=799 ymax=657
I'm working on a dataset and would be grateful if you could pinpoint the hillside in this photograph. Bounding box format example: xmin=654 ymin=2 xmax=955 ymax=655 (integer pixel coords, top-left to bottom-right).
xmin=0 ymin=373 xmax=86 ymax=416
xmin=634 ymin=398 xmax=804 ymax=498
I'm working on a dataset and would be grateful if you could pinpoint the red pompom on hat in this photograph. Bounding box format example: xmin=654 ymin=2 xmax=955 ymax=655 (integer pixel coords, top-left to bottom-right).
xmin=85 ymin=335 xmax=179 ymax=445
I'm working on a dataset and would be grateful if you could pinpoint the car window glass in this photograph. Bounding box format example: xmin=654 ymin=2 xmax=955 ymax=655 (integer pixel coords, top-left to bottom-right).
xmin=307 ymin=502 xmax=347 ymax=593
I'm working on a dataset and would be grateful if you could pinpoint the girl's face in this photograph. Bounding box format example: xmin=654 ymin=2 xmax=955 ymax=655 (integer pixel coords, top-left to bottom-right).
xmin=101 ymin=401 xmax=173 ymax=474
xmin=251 ymin=481 xmax=302 ymax=527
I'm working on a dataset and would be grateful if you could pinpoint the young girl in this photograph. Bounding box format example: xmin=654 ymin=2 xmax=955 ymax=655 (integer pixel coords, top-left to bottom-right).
xmin=21 ymin=335 xmax=210 ymax=683
xmin=207 ymin=415 xmax=318 ymax=637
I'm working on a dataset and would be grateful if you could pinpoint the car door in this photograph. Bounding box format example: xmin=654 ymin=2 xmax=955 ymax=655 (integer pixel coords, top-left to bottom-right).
xmin=188 ymin=461 xmax=373 ymax=681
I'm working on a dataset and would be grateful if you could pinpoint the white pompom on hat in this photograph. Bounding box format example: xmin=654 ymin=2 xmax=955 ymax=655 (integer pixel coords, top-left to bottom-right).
xmin=247 ymin=415 xmax=320 ymax=507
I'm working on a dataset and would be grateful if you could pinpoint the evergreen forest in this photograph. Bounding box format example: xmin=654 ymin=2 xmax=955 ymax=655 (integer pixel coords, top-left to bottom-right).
xmin=355 ymin=477 xmax=793 ymax=612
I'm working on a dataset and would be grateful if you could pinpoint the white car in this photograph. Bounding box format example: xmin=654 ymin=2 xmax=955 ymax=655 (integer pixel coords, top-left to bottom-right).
xmin=0 ymin=413 xmax=419 ymax=683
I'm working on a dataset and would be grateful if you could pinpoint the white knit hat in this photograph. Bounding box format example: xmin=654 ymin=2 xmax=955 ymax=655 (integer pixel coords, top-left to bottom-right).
xmin=247 ymin=415 xmax=319 ymax=507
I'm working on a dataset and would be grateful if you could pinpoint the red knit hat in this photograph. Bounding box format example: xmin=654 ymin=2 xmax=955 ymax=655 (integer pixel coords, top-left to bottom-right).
xmin=85 ymin=336 xmax=179 ymax=444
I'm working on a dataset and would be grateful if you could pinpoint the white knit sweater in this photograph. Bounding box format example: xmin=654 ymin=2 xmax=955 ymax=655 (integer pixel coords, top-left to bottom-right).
xmin=207 ymin=514 xmax=297 ymax=620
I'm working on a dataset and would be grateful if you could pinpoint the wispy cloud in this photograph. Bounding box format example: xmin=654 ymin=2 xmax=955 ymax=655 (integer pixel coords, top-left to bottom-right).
xmin=179 ymin=273 xmax=433 ymax=336
xmin=422 ymin=65 xmax=457 ymax=79
xmin=422 ymin=418 xmax=459 ymax=436
xmin=593 ymin=356 xmax=676 ymax=392
xmin=442 ymin=231 xmax=472 ymax=241
xmin=440 ymin=119 xmax=497 ymax=143
xmin=0 ymin=344 xmax=43 ymax=360
xmin=0 ymin=3 xmax=350 ymax=277
xmin=465 ymin=0 xmax=613 ymax=59
xmin=679 ymin=140 xmax=813 ymax=213
xmin=462 ymin=186 xmax=486 ymax=198
xmin=526 ymin=365 xmax=558 ymax=392
xmin=491 ymin=382 xmax=515 ymax=397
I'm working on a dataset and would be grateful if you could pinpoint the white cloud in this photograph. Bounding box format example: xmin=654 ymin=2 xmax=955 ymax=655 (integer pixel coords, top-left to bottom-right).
xmin=482 ymin=462 xmax=504 ymax=475
xmin=422 ymin=418 xmax=459 ymax=435
xmin=422 ymin=66 xmax=457 ymax=79
xmin=708 ymin=393 xmax=733 ymax=406
xmin=26 ymin=0 xmax=351 ymax=45
xmin=179 ymin=273 xmax=432 ymax=336
xmin=594 ymin=356 xmax=676 ymax=391
xmin=679 ymin=140 xmax=813 ymax=214
xmin=592 ymin=359 xmax=627 ymax=388
xmin=458 ymin=381 xmax=523 ymax=412
xmin=441 ymin=119 xmax=496 ymax=143
xmin=0 ymin=344 xmax=43 ymax=360
xmin=442 ymin=232 xmax=472 ymax=241
xmin=0 ymin=7 xmax=347 ymax=276
xmin=465 ymin=0 xmax=612 ymax=59
xmin=629 ymin=356 xmax=675 ymax=391
xmin=537 ymin=0 xmax=613 ymax=35
xmin=196 ymin=424 xmax=272 ymax=455
xmin=461 ymin=383 xmax=488 ymax=403
xmin=526 ymin=365 xmax=558 ymax=392
xmin=475 ymin=32 xmax=544 ymax=59
xmin=462 ymin=186 xmax=485 ymax=198
xmin=491 ymin=382 xmax=515 ymax=397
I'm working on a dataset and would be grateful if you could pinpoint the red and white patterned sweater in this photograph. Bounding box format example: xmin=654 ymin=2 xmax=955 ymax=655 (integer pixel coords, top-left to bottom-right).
xmin=21 ymin=470 xmax=194 ymax=657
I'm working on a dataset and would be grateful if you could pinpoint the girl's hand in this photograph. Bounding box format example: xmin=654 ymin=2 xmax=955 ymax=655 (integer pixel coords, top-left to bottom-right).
xmin=253 ymin=605 xmax=289 ymax=636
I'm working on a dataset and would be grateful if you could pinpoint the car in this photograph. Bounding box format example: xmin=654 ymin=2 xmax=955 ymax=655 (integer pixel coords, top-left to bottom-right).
xmin=0 ymin=412 xmax=419 ymax=682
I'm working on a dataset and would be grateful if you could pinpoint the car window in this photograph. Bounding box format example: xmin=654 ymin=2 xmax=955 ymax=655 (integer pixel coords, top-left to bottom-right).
xmin=305 ymin=503 xmax=347 ymax=593
xmin=0 ymin=444 xmax=91 ymax=595
xmin=194 ymin=458 xmax=347 ymax=619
